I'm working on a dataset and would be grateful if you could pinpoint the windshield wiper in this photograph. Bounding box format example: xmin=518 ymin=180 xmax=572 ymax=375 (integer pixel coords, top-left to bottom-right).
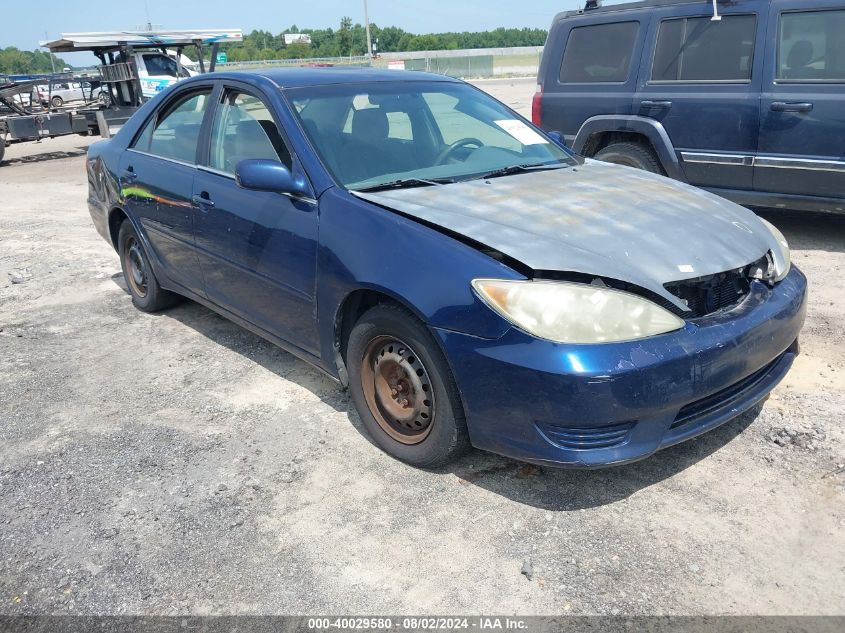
xmin=355 ymin=177 xmax=454 ymax=193
xmin=474 ymin=162 xmax=568 ymax=181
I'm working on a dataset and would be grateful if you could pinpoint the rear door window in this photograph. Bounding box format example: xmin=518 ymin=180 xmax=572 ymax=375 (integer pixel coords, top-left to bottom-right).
xmin=652 ymin=15 xmax=757 ymax=82
xmin=559 ymin=22 xmax=640 ymax=83
xmin=777 ymin=10 xmax=845 ymax=82
xmin=133 ymin=89 xmax=211 ymax=163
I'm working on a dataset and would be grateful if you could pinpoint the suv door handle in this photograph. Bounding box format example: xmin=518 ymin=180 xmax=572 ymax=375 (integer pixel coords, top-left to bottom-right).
xmin=121 ymin=167 xmax=138 ymax=183
xmin=771 ymin=102 xmax=813 ymax=113
xmin=640 ymin=100 xmax=672 ymax=109
xmin=191 ymin=193 xmax=215 ymax=210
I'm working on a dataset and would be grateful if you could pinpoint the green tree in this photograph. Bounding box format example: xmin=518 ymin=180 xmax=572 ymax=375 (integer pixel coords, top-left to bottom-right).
xmin=0 ymin=47 xmax=69 ymax=74
xmin=210 ymin=24 xmax=548 ymax=63
xmin=337 ymin=16 xmax=353 ymax=57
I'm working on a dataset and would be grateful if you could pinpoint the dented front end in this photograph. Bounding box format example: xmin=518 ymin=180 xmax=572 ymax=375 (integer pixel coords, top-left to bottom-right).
xmin=430 ymin=264 xmax=807 ymax=467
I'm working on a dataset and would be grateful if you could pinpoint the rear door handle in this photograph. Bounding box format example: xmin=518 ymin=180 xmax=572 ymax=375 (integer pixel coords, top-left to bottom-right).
xmin=640 ymin=100 xmax=673 ymax=109
xmin=191 ymin=193 xmax=215 ymax=210
xmin=121 ymin=167 xmax=138 ymax=183
xmin=771 ymin=102 xmax=813 ymax=113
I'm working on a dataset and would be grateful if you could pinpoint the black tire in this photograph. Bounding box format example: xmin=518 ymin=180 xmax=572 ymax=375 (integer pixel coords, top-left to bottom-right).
xmin=347 ymin=303 xmax=469 ymax=468
xmin=117 ymin=220 xmax=181 ymax=312
xmin=51 ymin=96 xmax=63 ymax=108
xmin=594 ymin=141 xmax=663 ymax=174
xmin=0 ymin=142 xmax=5 ymax=164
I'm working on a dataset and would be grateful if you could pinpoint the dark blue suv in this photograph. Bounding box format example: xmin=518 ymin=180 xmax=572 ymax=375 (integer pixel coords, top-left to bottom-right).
xmin=534 ymin=0 xmax=845 ymax=214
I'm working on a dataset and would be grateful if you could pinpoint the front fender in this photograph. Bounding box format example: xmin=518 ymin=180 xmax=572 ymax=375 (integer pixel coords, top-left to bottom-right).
xmin=315 ymin=187 xmax=523 ymax=373
xmin=572 ymin=115 xmax=687 ymax=182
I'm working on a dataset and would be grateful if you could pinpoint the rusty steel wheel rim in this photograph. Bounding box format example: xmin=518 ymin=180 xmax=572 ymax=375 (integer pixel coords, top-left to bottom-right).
xmin=123 ymin=236 xmax=148 ymax=299
xmin=361 ymin=336 xmax=435 ymax=445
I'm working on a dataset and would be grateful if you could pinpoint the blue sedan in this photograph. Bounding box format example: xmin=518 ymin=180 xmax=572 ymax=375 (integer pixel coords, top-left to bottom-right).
xmin=86 ymin=68 xmax=806 ymax=468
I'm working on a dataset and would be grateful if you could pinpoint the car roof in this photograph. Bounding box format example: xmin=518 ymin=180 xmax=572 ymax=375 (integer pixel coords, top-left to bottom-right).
xmin=203 ymin=67 xmax=461 ymax=89
xmin=553 ymin=0 xmax=767 ymax=22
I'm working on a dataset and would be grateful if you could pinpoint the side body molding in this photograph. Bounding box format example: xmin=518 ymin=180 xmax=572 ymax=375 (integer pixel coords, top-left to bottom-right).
xmin=572 ymin=115 xmax=686 ymax=182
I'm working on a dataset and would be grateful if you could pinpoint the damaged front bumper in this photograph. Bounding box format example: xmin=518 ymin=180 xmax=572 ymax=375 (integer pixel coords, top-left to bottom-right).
xmin=433 ymin=266 xmax=808 ymax=468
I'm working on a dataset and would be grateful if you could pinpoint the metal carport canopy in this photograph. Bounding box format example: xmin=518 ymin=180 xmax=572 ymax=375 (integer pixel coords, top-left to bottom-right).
xmin=39 ymin=30 xmax=243 ymax=53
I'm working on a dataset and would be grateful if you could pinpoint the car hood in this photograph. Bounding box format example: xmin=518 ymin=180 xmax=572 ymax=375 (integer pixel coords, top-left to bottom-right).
xmin=354 ymin=160 xmax=780 ymax=312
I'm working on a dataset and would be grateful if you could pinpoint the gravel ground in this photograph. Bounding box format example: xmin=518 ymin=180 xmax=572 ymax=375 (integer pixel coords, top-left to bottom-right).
xmin=0 ymin=79 xmax=843 ymax=615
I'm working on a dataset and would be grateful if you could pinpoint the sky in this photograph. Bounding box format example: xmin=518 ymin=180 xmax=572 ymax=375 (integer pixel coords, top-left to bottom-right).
xmin=1 ymin=0 xmax=624 ymax=65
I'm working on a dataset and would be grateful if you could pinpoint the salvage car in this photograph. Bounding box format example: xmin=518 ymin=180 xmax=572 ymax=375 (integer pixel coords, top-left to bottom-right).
xmin=85 ymin=69 xmax=807 ymax=468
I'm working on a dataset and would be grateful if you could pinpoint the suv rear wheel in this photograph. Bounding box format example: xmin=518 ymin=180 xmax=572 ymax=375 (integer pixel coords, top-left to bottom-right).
xmin=594 ymin=142 xmax=663 ymax=174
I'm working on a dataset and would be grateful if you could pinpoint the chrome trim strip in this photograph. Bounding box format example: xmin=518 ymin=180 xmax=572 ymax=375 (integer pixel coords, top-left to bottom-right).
xmin=198 ymin=165 xmax=236 ymax=180
xmin=681 ymin=152 xmax=845 ymax=174
xmin=753 ymin=156 xmax=845 ymax=173
xmin=126 ymin=148 xmax=195 ymax=168
xmin=680 ymin=152 xmax=750 ymax=166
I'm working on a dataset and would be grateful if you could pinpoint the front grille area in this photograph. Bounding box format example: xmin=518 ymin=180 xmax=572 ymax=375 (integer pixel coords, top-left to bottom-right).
xmin=537 ymin=421 xmax=635 ymax=450
xmin=664 ymin=269 xmax=751 ymax=318
xmin=671 ymin=353 xmax=785 ymax=431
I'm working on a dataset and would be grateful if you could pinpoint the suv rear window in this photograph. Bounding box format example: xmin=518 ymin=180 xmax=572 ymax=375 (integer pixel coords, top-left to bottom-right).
xmin=652 ymin=15 xmax=756 ymax=82
xmin=559 ymin=22 xmax=639 ymax=83
xmin=778 ymin=10 xmax=845 ymax=82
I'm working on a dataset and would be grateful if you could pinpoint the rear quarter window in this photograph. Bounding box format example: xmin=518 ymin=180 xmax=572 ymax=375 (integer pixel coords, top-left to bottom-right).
xmin=559 ymin=21 xmax=640 ymax=83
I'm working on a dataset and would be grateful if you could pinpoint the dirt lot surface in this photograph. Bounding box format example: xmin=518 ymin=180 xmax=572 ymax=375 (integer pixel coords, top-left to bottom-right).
xmin=1 ymin=79 xmax=844 ymax=616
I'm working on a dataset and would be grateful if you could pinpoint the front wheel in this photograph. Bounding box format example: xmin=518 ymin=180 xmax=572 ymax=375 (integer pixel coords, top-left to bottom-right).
xmin=51 ymin=96 xmax=63 ymax=108
xmin=117 ymin=220 xmax=181 ymax=312
xmin=346 ymin=304 xmax=469 ymax=468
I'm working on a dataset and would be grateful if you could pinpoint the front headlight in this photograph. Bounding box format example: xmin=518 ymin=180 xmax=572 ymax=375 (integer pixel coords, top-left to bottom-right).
xmin=472 ymin=279 xmax=685 ymax=344
xmin=759 ymin=218 xmax=791 ymax=281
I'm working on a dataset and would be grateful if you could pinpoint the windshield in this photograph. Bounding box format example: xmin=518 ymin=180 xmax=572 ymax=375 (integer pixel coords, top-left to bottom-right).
xmin=286 ymin=81 xmax=576 ymax=190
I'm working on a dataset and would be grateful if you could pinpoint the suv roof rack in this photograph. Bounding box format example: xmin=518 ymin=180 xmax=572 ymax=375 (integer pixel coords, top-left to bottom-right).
xmin=578 ymin=0 xmax=739 ymax=19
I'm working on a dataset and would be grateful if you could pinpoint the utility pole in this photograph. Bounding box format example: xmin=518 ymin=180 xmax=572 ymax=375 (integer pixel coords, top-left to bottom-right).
xmin=45 ymin=31 xmax=56 ymax=74
xmin=364 ymin=0 xmax=373 ymax=57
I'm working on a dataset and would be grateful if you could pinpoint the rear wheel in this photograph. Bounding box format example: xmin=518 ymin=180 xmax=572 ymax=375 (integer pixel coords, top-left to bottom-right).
xmin=50 ymin=96 xmax=63 ymax=108
xmin=117 ymin=220 xmax=181 ymax=312
xmin=594 ymin=141 xmax=663 ymax=174
xmin=347 ymin=303 xmax=469 ymax=468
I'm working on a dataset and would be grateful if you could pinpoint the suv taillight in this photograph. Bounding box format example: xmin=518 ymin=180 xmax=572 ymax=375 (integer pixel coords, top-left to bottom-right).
xmin=531 ymin=84 xmax=543 ymax=127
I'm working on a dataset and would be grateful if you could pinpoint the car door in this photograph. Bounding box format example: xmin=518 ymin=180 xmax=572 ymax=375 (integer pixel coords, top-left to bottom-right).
xmin=192 ymin=83 xmax=320 ymax=355
xmin=755 ymin=0 xmax=845 ymax=200
xmin=119 ymin=85 xmax=212 ymax=297
xmin=635 ymin=5 xmax=765 ymax=190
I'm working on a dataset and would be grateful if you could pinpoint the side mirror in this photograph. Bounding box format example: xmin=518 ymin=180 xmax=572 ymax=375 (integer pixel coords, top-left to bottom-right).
xmin=235 ymin=159 xmax=310 ymax=197
xmin=547 ymin=130 xmax=566 ymax=148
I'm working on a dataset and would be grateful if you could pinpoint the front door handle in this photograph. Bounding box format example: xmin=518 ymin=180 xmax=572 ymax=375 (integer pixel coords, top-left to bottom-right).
xmin=641 ymin=100 xmax=673 ymax=109
xmin=771 ymin=102 xmax=814 ymax=113
xmin=191 ymin=193 xmax=215 ymax=210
